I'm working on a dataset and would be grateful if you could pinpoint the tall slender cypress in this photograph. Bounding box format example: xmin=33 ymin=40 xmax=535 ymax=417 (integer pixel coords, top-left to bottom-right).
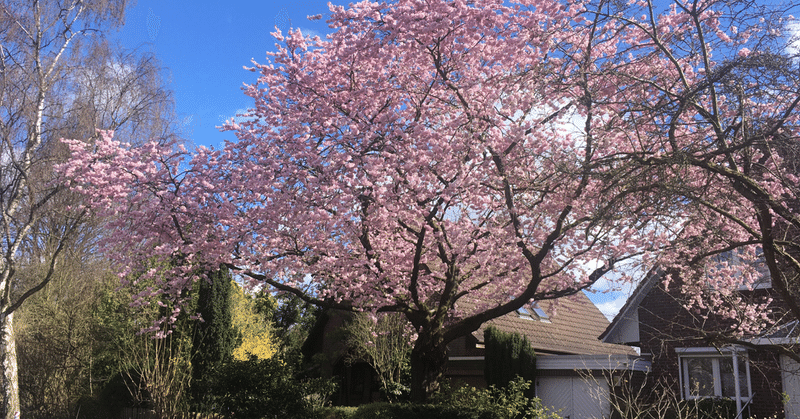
xmin=484 ymin=326 xmax=536 ymax=396
xmin=191 ymin=267 xmax=239 ymax=406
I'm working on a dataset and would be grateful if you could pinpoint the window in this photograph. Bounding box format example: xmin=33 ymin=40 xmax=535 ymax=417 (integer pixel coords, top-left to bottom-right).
xmin=677 ymin=348 xmax=752 ymax=402
xmin=707 ymin=249 xmax=771 ymax=290
xmin=517 ymin=301 xmax=550 ymax=322
xmin=516 ymin=306 xmax=533 ymax=319
xmin=531 ymin=301 xmax=550 ymax=322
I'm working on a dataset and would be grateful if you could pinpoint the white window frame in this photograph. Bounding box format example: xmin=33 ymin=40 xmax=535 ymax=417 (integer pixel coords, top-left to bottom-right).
xmin=741 ymin=277 xmax=772 ymax=290
xmin=517 ymin=301 xmax=550 ymax=323
xmin=676 ymin=347 xmax=752 ymax=416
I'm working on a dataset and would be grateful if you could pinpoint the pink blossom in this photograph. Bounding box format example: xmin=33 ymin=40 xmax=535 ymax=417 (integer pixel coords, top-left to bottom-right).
xmin=58 ymin=0 xmax=800 ymax=397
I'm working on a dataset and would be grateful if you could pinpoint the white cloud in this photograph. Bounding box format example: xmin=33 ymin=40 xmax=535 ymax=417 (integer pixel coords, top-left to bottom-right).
xmin=787 ymin=21 xmax=800 ymax=56
xmin=297 ymin=27 xmax=323 ymax=39
xmin=589 ymin=292 xmax=630 ymax=321
xmin=586 ymin=264 xmax=645 ymax=321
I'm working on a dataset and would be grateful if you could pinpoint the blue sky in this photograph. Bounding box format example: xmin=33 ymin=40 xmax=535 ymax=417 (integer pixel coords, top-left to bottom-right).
xmin=113 ymin=0 xmax=333 ymax=149
xmin=113 ymin=0 xmax=635 ymax=320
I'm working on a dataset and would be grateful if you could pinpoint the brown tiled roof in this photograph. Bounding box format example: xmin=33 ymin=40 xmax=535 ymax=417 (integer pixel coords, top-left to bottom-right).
xmin=464 ymin=293 xmax=636 ymax=356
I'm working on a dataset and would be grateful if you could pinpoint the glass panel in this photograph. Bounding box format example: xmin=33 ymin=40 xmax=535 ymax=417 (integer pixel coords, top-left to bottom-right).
xmin=720 ymin=356 xmax=750 ymax=399
xmin=531 ymin=302 xmax=549 ymax=320
xmin=720 ymin=357 xmax=736 ymax=397
xmin=516 ymin=307 xmax=533 ymax=319
xmin=686 ymin=358 xmax=715 ymax=397
xmin=738 ymin=357 xmax=750 ymax=396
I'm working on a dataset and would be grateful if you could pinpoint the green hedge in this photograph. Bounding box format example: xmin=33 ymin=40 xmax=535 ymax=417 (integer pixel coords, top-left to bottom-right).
xmin=346 ymin=378 xmax=559 ymax=419
xmin=484 ymin=326 xmax=536 ymax=396
xmin=677 ymin=398 xmax=737 ymax=419
xmin=317 ymin=406 xmax=359 ymax=419
xmin=350 ymin=402 xmax=504 ymax=419
xmin=201 ymin=357 xmax=337 ymax=419
xmin=628 ymin=398 xmax=738 ymax=419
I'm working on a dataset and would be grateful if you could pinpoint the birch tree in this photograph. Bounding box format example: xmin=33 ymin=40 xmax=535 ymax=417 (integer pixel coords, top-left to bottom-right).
xmin=0 ymin=1 xmax=177 ymax=416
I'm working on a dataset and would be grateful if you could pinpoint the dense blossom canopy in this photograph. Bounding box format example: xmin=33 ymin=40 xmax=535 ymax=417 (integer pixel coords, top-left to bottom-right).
xmin=62 ymin=0 xmax=669 ymax=314
xmin=60 ymin=0 xmax=800 ymax=399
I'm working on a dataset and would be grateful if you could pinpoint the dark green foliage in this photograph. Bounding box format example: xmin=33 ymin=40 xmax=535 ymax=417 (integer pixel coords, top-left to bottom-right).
xmin=691 ymin=398 xmax=737 ymax=419
xmin=351 ymin=402 xmax=496 ymax=419
xmin=204 ymin=356 xmax=337 ymax=419
xmin=380 ymin=379 xmax=412 ymax=402
xmin=350 ymin=379 xmax=558 ymax=419
xmin=72 ymin=373 xmax=141 ymax=419
xmin=483 ymin=326 xmax=536 ymax=394
xmin=257 ymin=291 xmax=319 ymax=366
xmin=190 ymin=267 xmax=239 ymax=407
xmin=615 ymin=391 xmax=738 ymax=419
xmin=317 ymin=406 xmax=358 ymax=419
xmin=431 ymin=377 xmax=558 ymax=419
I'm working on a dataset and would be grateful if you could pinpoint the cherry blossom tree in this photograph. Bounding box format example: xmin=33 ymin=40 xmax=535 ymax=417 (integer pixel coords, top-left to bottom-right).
xmin=60 ymin=0 xmax=693 ymax=401
xmin=579 ymin=0 xmax=800 ymax=334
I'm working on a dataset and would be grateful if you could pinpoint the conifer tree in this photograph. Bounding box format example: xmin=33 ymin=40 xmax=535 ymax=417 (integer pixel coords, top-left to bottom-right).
xmin=484 ymin=326 xmax=536 ymax=396
xmin=191 ymin=267 xmax=238 ymax=407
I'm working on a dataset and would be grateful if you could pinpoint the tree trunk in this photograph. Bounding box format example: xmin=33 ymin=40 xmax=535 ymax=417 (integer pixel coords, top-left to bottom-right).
xmin=409 ymin=329 xmax=448 ymax=402
xmin=0 ymin=313 xmax=19 ymax=419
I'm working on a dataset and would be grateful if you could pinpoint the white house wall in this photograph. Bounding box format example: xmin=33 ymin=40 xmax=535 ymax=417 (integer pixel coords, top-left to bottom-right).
xmin=781 ymin=355 xmax=800 ymax=419
xmin=537 ymin=375 xmax=610 ymax=419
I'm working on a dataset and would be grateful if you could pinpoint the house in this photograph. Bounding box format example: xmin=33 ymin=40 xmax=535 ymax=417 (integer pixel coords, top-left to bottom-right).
xmin=448 ymin=293 xmax=648 ymax=419
xmin=304 ymin=292 xmax=648 ymax=418
xmin=600 ymin=268 xmax=800 ymax=418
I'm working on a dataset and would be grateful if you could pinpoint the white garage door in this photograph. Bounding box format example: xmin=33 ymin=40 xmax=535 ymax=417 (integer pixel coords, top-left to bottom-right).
xmin=781 ymin=355 xmax=800 ymax=419
xmin=537 ymin=376 xmax=610 ymax=419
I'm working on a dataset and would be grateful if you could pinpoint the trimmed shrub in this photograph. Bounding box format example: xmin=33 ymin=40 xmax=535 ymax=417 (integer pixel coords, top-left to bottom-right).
xmin=484 ymin=326 xmax=536 ymax=395
xmin=348 ymin=378 xmax=560 ymax=419
xmin=678 ymin=398 xmax=737 ymax=419
xmin=318 ymin=405 xmax=358 ymax=419
xmin=630 ymin=397 xmax=738 ymax=419
xmin=351 ymin=402 xmax=498 ymax=419
xmin=433 ymin=378 xmax=558 ymax=419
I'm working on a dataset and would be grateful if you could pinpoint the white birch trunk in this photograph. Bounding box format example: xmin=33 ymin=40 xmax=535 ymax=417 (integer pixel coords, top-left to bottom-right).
xmin=0 ymin=313 xmax=19 ymax=419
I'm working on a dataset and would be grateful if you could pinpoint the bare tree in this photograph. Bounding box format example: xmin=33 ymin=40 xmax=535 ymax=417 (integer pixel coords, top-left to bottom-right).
xmin=581 ymin=367 xmax=737 ymax=419
xmin=16 ymin=251 xmax=112 ymax=418
xmin=0 ymin=1 xmax=179 ymax=417
xmin=343 ymin=312 xmax=412 ymax=402
xmin=117 ymin=323 xmax=193 ymax=419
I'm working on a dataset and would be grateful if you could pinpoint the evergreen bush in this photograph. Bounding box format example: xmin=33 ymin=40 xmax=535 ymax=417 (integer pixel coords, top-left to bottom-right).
xmin=350 ymin=378 xmax=559 ymax=419
xmin=203 ymin=356 xmax=336 ymax=419
xmin=351 ymin=402 xmax=498 ymax=419
xmin=433 ymin=377 xmax=558 ymax=419
xmin=318 ymin=405 xmax=359 ymax=419
xmin=483 ymin=326 xmax=536 ymax=396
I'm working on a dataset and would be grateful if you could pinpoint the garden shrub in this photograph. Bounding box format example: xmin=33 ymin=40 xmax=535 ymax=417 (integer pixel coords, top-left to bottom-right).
xmin=318 ymin=405 xmax=358 ymax=419
xmin=351 ymin=378 xmax=559 ymax=419
xmin=202 ymin=356 xmax=337 ymax=419
xmin=484 ymin=326 xmax=536 ymax=396
xmin=351 ymin=402 xmax=498 ymax=419
xmin=635 ymin=397 xmax=738 ymax=419
xmin=677 ymin=398 xmax=737 ymax=419
xmin=432 ymin=377 xmax=558 ymax=419
xmin=351 ymin=402 xmax=392 ymax=419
